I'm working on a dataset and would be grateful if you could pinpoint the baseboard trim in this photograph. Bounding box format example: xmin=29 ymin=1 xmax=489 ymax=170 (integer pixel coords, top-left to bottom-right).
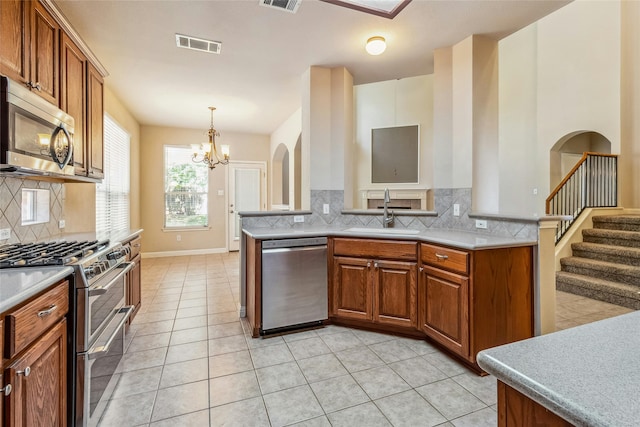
xmin=142 ymin=248 xmax=228 ymax=258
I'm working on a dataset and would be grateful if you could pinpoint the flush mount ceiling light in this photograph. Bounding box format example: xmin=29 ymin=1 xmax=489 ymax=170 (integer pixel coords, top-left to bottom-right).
xmin=192 ymin=107 xmax=230 ymax=170
xmin=366 ymin=36 xmax=386 ymax=55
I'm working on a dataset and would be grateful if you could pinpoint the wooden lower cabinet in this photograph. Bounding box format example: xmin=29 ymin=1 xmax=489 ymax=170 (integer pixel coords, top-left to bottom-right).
xmin=419 ymin=243 xmax=534 ymax=366
xmin=4 ymin=319 xmax=67 ymax=427
xmin=419 ymin=266 xmax=469 ymax=357
xmin=498 ymin=381 xmax=573 ymax=426
xmin=330 ymin=239 xmax=418 ymax=330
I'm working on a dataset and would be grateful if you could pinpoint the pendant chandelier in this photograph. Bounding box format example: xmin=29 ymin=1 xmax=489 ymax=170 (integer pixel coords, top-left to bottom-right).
xmin=192 ymin=106 xmax=230 ymax=169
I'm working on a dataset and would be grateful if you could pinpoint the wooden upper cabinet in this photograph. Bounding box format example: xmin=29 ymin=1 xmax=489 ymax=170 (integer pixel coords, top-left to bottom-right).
xmin=0 ymin=0 xmax=59 ymax=104
xmin=87 ymin=62 xmax=104 ymax=179
xmin=60 ymin=32 xmax=87 ymax=175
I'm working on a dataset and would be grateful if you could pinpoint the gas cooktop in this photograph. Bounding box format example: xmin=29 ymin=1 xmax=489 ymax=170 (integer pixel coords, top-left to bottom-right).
xmin=0 ymin=240 xmax=110 ymax=268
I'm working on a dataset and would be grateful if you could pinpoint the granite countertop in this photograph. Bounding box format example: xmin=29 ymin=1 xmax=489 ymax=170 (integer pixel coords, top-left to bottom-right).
xmin=242 ymin=226 xmax=536 ymax=250
xmin=477 ymin=311 xmax=640 ymax=426
xmin=0 ymin=266 xmax=74 ymax=313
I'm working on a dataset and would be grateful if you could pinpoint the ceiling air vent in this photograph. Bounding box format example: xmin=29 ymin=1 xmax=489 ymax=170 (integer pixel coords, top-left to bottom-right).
xmin=175 ymin=34 xmax=221 ymax=54
xmin=259 ymin=0 xmax=301 ymax=13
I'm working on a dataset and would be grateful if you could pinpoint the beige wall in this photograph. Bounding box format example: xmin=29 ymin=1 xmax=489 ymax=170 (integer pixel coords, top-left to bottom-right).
xmin=270 ymin=108 xmax=301 ymax=208
xmin=498 ymin=0 xmax=622 ymax=216
xmin=140 ymin=125 xmax=270 ymax=254
xmin=353 ymin=75 xmax=433 ymax=207
xmin=64 ymin=85 xmax=141 ymax=233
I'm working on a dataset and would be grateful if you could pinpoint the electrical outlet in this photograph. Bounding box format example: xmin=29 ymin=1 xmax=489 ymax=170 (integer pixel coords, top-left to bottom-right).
xmin=0 ymin=228 xmax=10 ymax=240
xmin=59 ymin=220 xmax=66 ymax=229
xmin=294 ymin=215 xmax=304 ymax=223
xmin=475 ymin=219 xmax=488 ymax=229
xmin=323 ymin=204 xmax=330 ymax=214
xmin=453 ymin=204 xmax=460 ymax=216
xmin=176 ymin=234 xmax=181 ymax=241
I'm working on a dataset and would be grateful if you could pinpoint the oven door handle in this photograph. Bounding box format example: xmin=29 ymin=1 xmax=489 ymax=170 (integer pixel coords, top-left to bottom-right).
xmin=89 ymin=262 xmax=135 ymax=296
xmin=88 ymin=305 xmax=134 ymax=360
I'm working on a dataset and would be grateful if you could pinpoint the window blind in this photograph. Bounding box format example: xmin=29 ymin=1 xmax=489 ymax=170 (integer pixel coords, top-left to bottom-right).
xmin=96 ymin=115 xmax=130 ymax=234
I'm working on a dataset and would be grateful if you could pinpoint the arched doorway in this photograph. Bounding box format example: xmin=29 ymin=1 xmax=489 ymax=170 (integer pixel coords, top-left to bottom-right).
xmin=272 ymin=143 xmax=289 ymax=210
xmin=549 ymin=131 xmax=612 ymax=190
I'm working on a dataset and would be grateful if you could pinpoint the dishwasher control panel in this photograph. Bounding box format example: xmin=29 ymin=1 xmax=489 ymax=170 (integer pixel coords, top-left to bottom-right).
xmin=261 ymin=237 xmax=327 ymax=249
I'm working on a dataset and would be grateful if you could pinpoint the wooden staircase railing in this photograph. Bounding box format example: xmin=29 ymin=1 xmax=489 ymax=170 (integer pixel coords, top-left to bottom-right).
xmin=546 ymin=152 xmax=618 ymax=243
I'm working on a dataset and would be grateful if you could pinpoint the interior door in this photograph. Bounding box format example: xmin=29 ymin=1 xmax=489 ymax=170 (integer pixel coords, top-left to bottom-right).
xmin=228 ymin=162 xmax=266 ymax=251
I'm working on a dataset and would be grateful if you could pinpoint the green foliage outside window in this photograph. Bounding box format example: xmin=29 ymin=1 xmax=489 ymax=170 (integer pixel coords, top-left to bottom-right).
xmin=164 ymin=147 xmax=208 ymax=228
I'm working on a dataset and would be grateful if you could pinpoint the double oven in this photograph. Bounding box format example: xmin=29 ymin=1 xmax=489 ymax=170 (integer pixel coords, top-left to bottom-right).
xmin=0 ymin=240 xmax=133 ymax=426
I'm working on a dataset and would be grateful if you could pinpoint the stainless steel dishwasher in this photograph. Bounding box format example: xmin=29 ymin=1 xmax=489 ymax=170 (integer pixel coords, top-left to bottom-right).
xmin=261 ymin=236 xmax=328 ymax=334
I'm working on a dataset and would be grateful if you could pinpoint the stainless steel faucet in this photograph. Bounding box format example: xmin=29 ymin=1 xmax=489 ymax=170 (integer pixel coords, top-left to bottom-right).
xmin=383 ymin=188 xmax=394 ymax=228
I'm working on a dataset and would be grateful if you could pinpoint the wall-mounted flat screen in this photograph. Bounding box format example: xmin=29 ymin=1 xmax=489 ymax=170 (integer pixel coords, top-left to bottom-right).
xmin=371 ymin=125 xmax=419 ymax=183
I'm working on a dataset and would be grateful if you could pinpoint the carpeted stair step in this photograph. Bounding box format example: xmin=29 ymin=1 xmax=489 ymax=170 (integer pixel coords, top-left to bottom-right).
xmin=582 ymin=228 xmax=640 ymax=249
xmin=571 ymin=242 xmax=640 ymax=267
xmin=556 ymin=271 xmax=640 ymax=310
xmin=592 ymin=215 xmax=640 ymax=232
xmin=559 ymin=257 xmax=640 ymax=287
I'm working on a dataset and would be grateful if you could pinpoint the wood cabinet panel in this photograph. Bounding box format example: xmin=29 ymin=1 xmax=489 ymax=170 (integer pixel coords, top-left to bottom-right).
xmin=87 ymin=62 xmax=104 ymax=178
xmin=5 ymin=319 xmax=67 ymax=427
xmin=332 ymin=257 xmax=372 ymax=321
xmin=60 ymin=32 xmax=87 ymax=175
xmin=373 ymin=260 xmax=417 ymax=328
xmin=498 ymin=381 xmax=573 ymax=427
xmin=246 ymin=235 xmax=262 ymax=337
xmin=0 ymin=0 xmax=30 ymax=83
xmin=31 ymin=1 xmax=59 ymax=104
xmin=128 ymin=254 xmax=141 ymax=322
xmin=419 ymin=266 xmax=469 ymax=357
xmin=0 ymin=0 xmax=59 ymax=104
xmin=333 ymin=238 xmax=417 ymax=261
xmin=421 ymin=243 xmax=469 ymax=275
xmin=5 ymin=281 xmax=68 ymax=358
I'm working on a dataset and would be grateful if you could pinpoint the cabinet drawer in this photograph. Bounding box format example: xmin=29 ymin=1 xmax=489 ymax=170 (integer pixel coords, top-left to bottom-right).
xmin=5 ymin=281 xmax=69 ymax=358
xmin=128 ymin=236 xmax=142 ymax=260
xmin=421 ymin=244 xmax=469 ymax=275
xmin=333 ymin=238 xmax=417 ymax=261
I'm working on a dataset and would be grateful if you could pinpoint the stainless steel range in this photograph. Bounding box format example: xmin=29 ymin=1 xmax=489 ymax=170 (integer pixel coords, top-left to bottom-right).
xmin=0 ymin=239 xmax=134 ymax=427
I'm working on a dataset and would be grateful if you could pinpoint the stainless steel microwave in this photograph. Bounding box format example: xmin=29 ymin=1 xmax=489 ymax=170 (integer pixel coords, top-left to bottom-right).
xmin=0 ymin=75 xmax=75 ymax=177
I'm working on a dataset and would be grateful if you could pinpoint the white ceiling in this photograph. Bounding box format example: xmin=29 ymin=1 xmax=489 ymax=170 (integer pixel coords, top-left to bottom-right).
xmin=54 ymin=0 xmax=570 ymax=135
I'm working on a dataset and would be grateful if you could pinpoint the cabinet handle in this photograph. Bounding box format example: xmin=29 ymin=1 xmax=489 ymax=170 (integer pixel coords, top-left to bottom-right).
xmin=16 ymin=367 xmax=31 ymax=377
xmin=0 ymin=384 xmax=12 ymax=396
xmin=435 ymin=253 xmax=449 ymax=261
xmin=133 ymin=243 xmax=141 ymax=248
xmin=37 ymin=304 xmax=57 ymax=318
xmin=26 ymin=81 xmax=42 ymax=91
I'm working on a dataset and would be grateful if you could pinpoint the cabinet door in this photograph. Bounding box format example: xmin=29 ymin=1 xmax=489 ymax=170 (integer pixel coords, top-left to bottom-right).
xmin=419 ymin=266 xmax=469 ymax=358
xmin=87 ymin=62 xmax=104 ymax=179
xmin=60 ymin=33 xmax=87 ymax=176
xmin=373 ymin=260 xmax=417 ymax=328
xmin=128 ymin=254 xmax=141 ymax=322
xmin=332 ymin=256 xmax=372 ymax=321
xmin=0 ymin=0 xmax=30 ymax=84
xmin=30 ymin=1 xmax=59 ymax=104
xmin=5 ymin=319 xmax=67 ymax=427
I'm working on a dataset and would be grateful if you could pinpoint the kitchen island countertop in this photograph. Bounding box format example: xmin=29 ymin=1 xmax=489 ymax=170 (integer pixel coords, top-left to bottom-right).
xmin=242 ymin=225 xmax=536 ymax=250
xmin=477 ymin=310 xmax=640 ymax=426
xmin=0 ymin=266 xmax=74 ymax=313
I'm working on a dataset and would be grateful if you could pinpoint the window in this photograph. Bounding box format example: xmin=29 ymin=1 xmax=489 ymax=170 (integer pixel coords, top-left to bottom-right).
xmin=96 ymin=115 xmax=130 ymax=233
xmin=164 ymin=146 xmax=208 ymax=228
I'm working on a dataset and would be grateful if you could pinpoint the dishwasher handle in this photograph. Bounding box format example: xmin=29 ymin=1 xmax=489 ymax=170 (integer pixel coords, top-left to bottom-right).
xmin=262 ymin=245 xmax=327 ymax=254
xmin=261 ymin=237 xmax=327 ymax=249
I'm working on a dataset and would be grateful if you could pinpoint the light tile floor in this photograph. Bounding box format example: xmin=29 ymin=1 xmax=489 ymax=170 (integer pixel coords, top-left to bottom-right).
xmin=96 ymin=253 xmax=632 ymax=427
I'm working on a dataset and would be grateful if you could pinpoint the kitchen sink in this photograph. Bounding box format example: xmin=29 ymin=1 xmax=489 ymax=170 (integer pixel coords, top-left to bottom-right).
xmin=344 ymin=227 xmax=421 ymax=235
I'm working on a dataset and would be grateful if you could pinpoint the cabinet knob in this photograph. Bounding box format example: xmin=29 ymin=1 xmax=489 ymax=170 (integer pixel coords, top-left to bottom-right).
xmin=0 ymin=384 xmax=12 ymax=396
xmin=16 ymin=367 xmax=31 ymax=377
xmin=26 ymin=81 xmax=42 ymax=91
xmin=374 ymin=262 xmax=379 ymax=269
xmin=367 ymin=262 xmax=371 ymax=268
xmin=419 ymin=267 xmax=424 ymax=272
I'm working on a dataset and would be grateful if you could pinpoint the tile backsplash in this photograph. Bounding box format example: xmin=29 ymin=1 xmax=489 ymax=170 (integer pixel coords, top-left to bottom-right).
xmin=0 ymin=177 xmax=65 ymax=244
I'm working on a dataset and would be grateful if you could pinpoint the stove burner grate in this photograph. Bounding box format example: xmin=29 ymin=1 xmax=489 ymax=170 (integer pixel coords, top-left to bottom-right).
xmin=0 ymin=240 xmax=110 ymax=268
